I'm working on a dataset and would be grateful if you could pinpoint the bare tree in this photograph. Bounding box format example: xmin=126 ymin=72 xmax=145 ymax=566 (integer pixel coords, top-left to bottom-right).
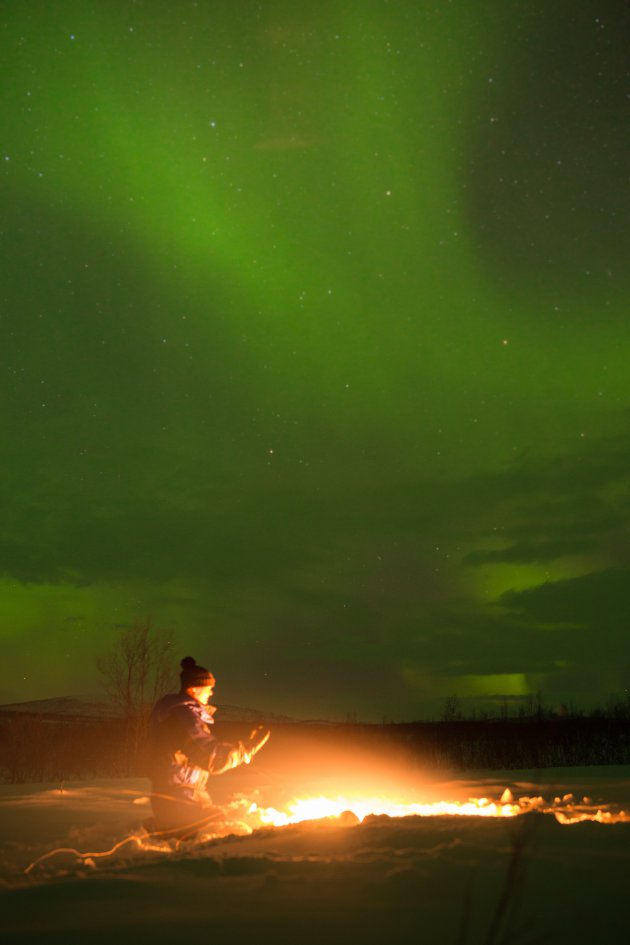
xmin=441 ymin=694 xmax=462 ymax=722
xmin=97 ymin=618 xmax=176 ymax=771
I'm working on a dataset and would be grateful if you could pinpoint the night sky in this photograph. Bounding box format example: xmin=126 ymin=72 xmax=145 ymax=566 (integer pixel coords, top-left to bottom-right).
xmin=2 ymin=1 xmax=629 ymax=720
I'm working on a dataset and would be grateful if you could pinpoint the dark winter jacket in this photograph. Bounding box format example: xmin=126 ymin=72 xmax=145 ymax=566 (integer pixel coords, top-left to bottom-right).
xmin=148 ymin=692 xmax=246 ymax=801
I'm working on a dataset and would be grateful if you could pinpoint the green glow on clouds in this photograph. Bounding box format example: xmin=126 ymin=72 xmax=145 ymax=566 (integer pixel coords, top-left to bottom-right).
xmin=1 ymin=0 xmax=629 ymax=717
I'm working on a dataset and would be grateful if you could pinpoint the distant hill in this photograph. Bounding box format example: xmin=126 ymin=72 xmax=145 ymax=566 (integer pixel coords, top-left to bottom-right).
xmin=213 ymin=704 xmax=295 ymax=724
xmin=0 ymin=695 xmax=295 ymax=724
xmin=0 ymin=696 xmax=117 ymax=720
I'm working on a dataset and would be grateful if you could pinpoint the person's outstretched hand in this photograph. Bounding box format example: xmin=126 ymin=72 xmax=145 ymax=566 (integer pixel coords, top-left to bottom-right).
xmin=242 ymin=725 xmax=270 ymax=762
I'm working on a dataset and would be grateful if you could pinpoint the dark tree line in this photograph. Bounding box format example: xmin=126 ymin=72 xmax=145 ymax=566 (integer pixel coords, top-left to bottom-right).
xmin=2 ymin=712 xmax=629 ymax=784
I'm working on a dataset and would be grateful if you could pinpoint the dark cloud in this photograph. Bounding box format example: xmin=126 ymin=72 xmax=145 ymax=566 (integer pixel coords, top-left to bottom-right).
xmin=454 ymin=433 xmax=630 ymax=564
xmin=499 ymin=567 xmax=630 ymax=631
xmin=465 ymin=539 xmax=594 ymax=566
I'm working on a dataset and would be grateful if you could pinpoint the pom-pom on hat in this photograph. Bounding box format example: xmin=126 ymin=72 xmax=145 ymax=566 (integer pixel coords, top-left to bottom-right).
xmin=180 ymin=656 xmax=215 ymax=689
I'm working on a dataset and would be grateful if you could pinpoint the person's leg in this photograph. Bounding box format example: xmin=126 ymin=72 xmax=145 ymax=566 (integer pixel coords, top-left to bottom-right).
xmin=150 ymin=792 xmax=221 ymax=840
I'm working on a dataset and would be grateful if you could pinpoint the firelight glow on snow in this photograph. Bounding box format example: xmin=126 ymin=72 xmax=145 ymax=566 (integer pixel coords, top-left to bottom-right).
xmin=21 ymin=782 xmax=630 ymax=877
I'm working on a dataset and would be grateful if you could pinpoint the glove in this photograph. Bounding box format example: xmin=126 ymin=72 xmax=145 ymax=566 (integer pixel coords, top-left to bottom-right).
xmin=208 ymin=727 xmax=271 ymax=774
xmin=241 ymin=725 xmax=271 ymax=764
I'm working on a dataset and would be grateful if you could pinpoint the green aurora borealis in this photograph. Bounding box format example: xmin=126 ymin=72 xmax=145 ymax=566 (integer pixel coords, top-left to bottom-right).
xmin=2 ymin=1 xmax=629 ymax=718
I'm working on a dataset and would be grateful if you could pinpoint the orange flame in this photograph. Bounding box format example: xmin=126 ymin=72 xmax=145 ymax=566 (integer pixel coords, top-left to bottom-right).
xmin=243 ymin=788 xmax=629 ymax=828
xmin=248 ymin=794 xmax=520 ymax=826
xmin=23 ymin=787 xmax=629 ymax=875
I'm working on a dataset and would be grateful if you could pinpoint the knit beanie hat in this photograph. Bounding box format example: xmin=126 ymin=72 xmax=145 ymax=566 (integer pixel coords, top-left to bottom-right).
xmin=180 ymin=656 xmax=215 ymax=689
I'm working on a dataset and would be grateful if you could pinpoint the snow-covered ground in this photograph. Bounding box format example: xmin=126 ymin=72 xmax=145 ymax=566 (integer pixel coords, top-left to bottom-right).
xmin=1 ymin=763 xmax=629 ymax=944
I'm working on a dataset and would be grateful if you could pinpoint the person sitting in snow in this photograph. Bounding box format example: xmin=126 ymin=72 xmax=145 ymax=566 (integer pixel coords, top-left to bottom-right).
xmin=147 ymin=656 xmax=269 ymax=837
